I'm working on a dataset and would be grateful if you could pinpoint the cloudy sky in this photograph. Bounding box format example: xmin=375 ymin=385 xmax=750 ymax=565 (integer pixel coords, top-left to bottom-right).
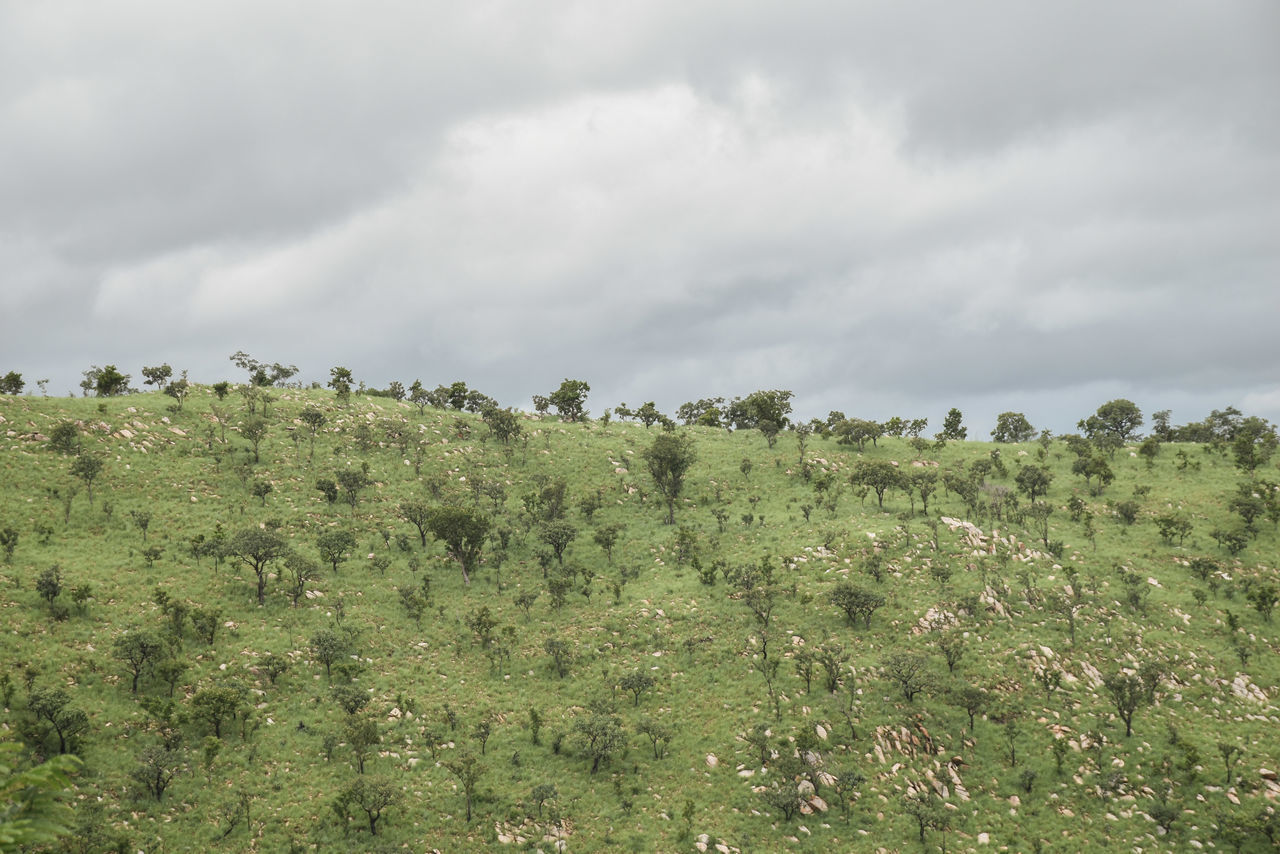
xmin=3 ymin=1 xmax=1278 ymax=434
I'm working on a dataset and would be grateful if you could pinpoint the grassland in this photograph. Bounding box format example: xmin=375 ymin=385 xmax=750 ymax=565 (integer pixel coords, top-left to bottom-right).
xmin=1 ymin=388 xmax=1278 ymax=852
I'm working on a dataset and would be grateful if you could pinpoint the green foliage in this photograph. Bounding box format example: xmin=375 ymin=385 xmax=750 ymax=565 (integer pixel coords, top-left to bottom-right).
xmin=548 ymin=379 xmax=590 ymax=422
xmin=991 ymin=411 xmax=1035 ymax=443
xmin=0 ymin=741 xmax=81 ymax=850
xmin=643 ymin=431 xmax=697 ymax=524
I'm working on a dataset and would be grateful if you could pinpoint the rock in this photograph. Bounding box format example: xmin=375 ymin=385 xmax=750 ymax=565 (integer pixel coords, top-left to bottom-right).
xmin=978 ymin=832 xmax=990 ymax=844
xmin=705 ymin=754 xmax=718 ymax=768
xmin=1260 ymin=768 xmax=1278 ymax=781
xmin=815 ymin=724 xmax=827 ymax=740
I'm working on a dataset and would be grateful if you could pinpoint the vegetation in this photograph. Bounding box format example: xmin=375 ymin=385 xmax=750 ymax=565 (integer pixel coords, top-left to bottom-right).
xmin=0 ymin=379 xmax=1277 ymax=851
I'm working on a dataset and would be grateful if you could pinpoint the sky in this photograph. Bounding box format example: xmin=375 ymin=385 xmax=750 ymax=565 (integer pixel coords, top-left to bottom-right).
xmin=3 ymin=1 xmax=1278 ymax=436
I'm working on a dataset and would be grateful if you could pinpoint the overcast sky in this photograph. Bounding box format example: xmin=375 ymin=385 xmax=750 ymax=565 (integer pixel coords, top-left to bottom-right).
xmin=3 ymin=1 xmax=1278 ymax=435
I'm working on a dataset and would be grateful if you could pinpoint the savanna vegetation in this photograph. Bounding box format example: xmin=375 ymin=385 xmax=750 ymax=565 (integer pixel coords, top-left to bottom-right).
xmin=1 ymin=363 xmax=1278 ymax=852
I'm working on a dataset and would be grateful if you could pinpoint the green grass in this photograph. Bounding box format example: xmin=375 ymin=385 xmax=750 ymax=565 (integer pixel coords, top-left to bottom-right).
xmin=1 ymin=389 xmax=1278 ymax=852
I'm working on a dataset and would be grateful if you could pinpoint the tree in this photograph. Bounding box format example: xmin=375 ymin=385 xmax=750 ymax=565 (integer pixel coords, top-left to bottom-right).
xmin=80 ymin=365 xmax=130 ymax=397
xmin=335 ymin=776 xmax=399 ymax=835
xmin=677 ymin=397 xmax=725 ymax=426
xmin=299 ymin=407 xmax=326 ymax=459
xmin=635 ymin=718 xmax=673 ymax=759
xmin=1015 ymin=464 xmax=1054 ymax=502
xmin=317 ymin=529 xmax=356 ymax=574
xmin=834 ymin=418 xmax=883 ymax=451
xmin=727 ymin=390 xmax=793 ymax=441
xmin=424 ymin=505 xmax=491 ymax=585
xmin=548 ymin=379 xmax=590 ymax=422
xmin=343 ymin=715 xmax=379 ymax=772
xmin=643 ymin=432 xmax=697 ymax=525
xmin=573 ymin=702 xmax=626 ymax=773
xmin=399 ymin=500 xmax=432 ymax=548
xmin=164 ymin=371 xmax=191 ymax=411
xmin=408 ymin=380 xmax=431 ymax=415
xmin=991 ymin=412 xmax=1035 ymax=443
xmin=443 ymin=752 xmax=483 ymax=822
xmin=328 ymin=367 xmax=354 ymax=404
xmin=1072 ymin=454 xmax=1115 ymax=494
xmin=227 ymin=528 xmax=290 ymax=606
xmin=1102 ymin=670 xmax=1146 ymax=737
xmin=829 ymin=582 xmax=886 ymax=629
xmin=619 ymin=671 xmax=655 ymax=706
xmin=0 ymin=741 xmax=81 ymax=850
xmin=112 ymin=628 xmax=163 ymax=693
xmin=1231 ymin=417 xmax=1277 ymax=473
xmin=69 ymin=453 xmax=104 ymax=506
xmin=229 ymin=351 xmax=297 ymax=387
xmin=191 ymin=685 xmax=243 ymax=739
xmin=938 ymin=407 xmax=967 ymax=440
xmin=1079 ymin=399 xmax=1143 ymax=453
xmin=539 ymin=521 xmax=577 ymax=566
xmin=481 ymin=406 xmax=523 ymax=444
xmin=333 ymin=467 xmax=369 ymax=515
xmin=311 ymin=629 xmax=350 ymax=680
xmin=141 ymin=364 xmax=173 ymax=391
xmin=850 ymin=460 xmax=907 ymax=509
xmin=593 ymin=523 xmax=623 ymax=564
xmin=47 ymin=421 xmax=80 ymax=455
xmin=283 ymin=553 xmax=320 ymax=607
xmin=131 ymin=746 xmax=181 ymax=801
xmin=35 ymin=566 xmax=62 ymax=612
xmin=27 ymin=688 xmax=89 ymax=755
xmin=881 ymin=651 xmax=932 ymax=702
xmin=633 ymin=401 xmax=662 ymax=427
xmin=0 ymin=371 xmax=24 ymax=395
xmin=240 ymin=417 xmax=269 ymax=464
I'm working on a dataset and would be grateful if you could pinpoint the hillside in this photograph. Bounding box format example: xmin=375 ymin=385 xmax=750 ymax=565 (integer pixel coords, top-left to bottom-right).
xmin=1 ymin=387 xmax=1278 ymax=853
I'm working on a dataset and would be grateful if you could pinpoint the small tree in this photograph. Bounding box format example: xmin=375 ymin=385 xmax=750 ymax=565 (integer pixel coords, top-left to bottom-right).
xmin=317 ymin=529 xmax=356 ymax=574
xmin=443 ymin=753 xmax=483 ymax=822
xmin=141 ymin=364 xmax=173 ymax=392
xmin=311 ymin=629 xmax=350 ymax=680
xmin=131 ymin=746 xmax=181 ymax=801
xmin=240 ymin=417 xmax=269 ymax=464
xmin=28 ymin=688 xmax=89 ymax=754
xmin=548 ymin=379 xmax=590 ymax=422
xmin=35 ymin=566 xmax=63 ymax=612
xmin=991 ymin=412 xmax=1036 ymax=443
xmin=1015 ymin=464 xmax=1054 ymax=502
xmin=539 ymin=521 xmax=577 ymax=567
xmin=882 ymin=651 xmax=932 ymax=702
xmin=850 ymin=460 xmax=907 ymax=509
xmin=283 ymin=553 xmax=321 ymax=607
xmin=573 ymin=701 xmax=626 ymax=773
xmin=335 ymin=775 xmax=399 ymax=835
xmin=227 ymin=528 xmax=290 ymax=606
xmin=938 ymin=407 xmax=967 ymax=441
xmin=328 ymin=367 xmax=354 ymax=404
xmin=635 ymin=718 xmax=673 ymax=759
xmin=0 ymin=371 xmax=24 ymax=395
xmin=593 ymin=523 xmax=623 ymax=564
xmin=829 ymin=582 xmax=885 ymax=629
xmin=424 ymin=505 xmax=491 ymax=585
xmin=336 ymin=468 xmax=369 ymax=515
xmin=1102 ymin=670 xmax=1146 ymax=737
xmin=112 ymin=629 xmax=164 ymax=693
xmin=619 ymin=671 xmax=655 ymax=706
xmin=299 ymin=407 xmax=327 ymax=460
xmin=47 ymin=421 xmax=81 ymax=455
xmin=643 ymin=432 xmax=697 ymax=525
xmin=69 ymin=454 xmax=104 ymax=506
xmin=191 ymin=685 xmax=243 ymax=739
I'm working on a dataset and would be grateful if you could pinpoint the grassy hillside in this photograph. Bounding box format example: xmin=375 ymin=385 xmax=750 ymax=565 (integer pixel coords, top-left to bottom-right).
xmin=1 ymin=388 xmax=1278 ymax=852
